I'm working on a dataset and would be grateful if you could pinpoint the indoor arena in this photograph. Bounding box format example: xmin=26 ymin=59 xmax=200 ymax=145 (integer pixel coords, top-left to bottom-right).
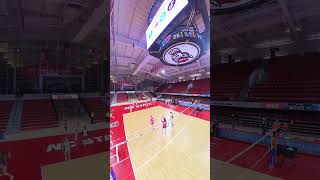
xmin=0 ymin=1 xmax=108 ymax=179
xmin=211 ymin=0 xmax=320 ymax=180
xmin=110 ymin=0 xmax=210 ymax=179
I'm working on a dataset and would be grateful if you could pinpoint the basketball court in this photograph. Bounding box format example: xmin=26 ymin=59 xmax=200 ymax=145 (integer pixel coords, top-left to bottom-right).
xmin=111 ymin=105 xmax=210 ymax=180
xmin=41 ymin=152 xmax=107 ymax=180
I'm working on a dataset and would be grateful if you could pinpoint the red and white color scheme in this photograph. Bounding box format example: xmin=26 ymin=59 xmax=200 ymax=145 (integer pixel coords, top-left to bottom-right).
xmin=110 ymin=101 xmax=209 ymax=179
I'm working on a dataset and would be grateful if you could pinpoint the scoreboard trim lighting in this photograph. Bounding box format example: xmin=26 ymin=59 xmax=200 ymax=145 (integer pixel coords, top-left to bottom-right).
xmin=146 ymin=0 xmax=189 ymax=49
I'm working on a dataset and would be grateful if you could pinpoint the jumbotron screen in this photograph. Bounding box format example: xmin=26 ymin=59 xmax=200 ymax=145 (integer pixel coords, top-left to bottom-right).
xmin=146 ymin=0 xmax=189 ymax=49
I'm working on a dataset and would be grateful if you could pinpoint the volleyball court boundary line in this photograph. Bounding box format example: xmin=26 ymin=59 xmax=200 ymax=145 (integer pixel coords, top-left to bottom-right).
xmin=111 ymin=102 xmax=200 ymax=152
xmin=119 ymin=103 xmax=198 ymax=180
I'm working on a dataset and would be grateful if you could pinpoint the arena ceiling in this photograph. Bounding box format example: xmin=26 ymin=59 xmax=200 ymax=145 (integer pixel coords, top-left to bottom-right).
xmin=110 ymin=0 xmax=211 ymax=84
xmin=3 ymin=0 xmax=317 ymax=82
xmin=211 ymin=0 xmax=320 ymax=62
xmin=0 ymin=0 xmax=108 ymax=48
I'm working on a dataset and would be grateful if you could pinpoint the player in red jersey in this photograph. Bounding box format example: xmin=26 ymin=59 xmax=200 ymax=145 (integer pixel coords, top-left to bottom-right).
xmin=150 ymin=115 xmax=155 ymax=129
xmin=162 ymin=117 xmax=167 ymax=135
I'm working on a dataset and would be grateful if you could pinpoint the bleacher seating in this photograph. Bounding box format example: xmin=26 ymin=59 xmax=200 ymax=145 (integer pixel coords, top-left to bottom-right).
xmin=21 ymin=100 xmax=58 ymax=131
xmin=189 ymin=79 xmax=210 ymax=93
xmin=0 ymin=101 xmax=13 ymax=131
xmin=116 ymin=93 xmax=128 ymax=103
xmin=85 ymin=66 xmax=99 ymax=93
xmin=155 ymin=84 xmax=170 ymax=93
xmin=82 ymin=98 xmax=106 ymax=123
xmin=213 ymin=61 xmax=257 ymax=101
xmin=145 ymin=92 xmax=154 ymax=98
xmin=166 ymin=81 xmax=191 ymax=93
xmin=156 ymin=79 xmax=210 ymax=94
xmin=249 ymin=54 xmax=320 ymax=103
xmin=0 ymin=62 xmax=13 ymax=94
xmin=127 ymin=93 xmax=137 ymax=102
xmin=213 ymin=107 xmax=320 ymax=136
xmin=135 ymin=93 xmax=147 ymax=100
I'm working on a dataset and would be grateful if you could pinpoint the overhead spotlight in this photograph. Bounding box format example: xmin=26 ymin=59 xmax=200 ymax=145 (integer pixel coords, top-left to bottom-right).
xmin=161 ymin=69 xmax=165 ymax=74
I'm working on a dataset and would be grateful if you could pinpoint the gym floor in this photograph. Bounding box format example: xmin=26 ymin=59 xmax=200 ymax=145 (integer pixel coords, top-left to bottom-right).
xmin=123 ymin=106 xmax=210 ymax=180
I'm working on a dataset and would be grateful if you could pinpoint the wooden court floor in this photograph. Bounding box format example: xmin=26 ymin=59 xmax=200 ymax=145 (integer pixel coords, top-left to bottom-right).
xmin=123 ymin=106 xmax=210 ymax=180
xmin=41 ymin=152 xmax=107 ymax=180
xmin=211 ymin=159 xmax=283 ymax=180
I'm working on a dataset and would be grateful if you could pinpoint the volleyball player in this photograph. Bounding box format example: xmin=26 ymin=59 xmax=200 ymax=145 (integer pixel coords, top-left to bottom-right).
xmin=0 ymin=151 xmax=14 ymax=180
xmin=161 ymin=117 xmax=167 ymax=135
xmin=62 ymin=137 xmax=71 ymax=161
xmin=170 ymin=112 xmax=175 ymax=128
xmin=130 ymin=105 xmax=133 ymax=112
xmin=150 ymin=115 xmax=155 ymax=129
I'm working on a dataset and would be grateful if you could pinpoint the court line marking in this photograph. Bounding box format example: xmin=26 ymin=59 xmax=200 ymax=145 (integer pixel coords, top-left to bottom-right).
xmin=111 ymin=156 xmax=130 ymax=167
xmin=128 ymin=104 xmax=196 ymax=174
xmin=121 ymin=104 xmax=200 ymax=179
xmin=133 ymin=125 xmax=187 ymax=173
xmin=120 ymin=103 xmax=198 ymax=145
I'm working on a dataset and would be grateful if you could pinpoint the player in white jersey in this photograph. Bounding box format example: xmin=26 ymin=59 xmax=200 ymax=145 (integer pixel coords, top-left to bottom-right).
xmin=170 ymin=112 xmax=175 ymax=128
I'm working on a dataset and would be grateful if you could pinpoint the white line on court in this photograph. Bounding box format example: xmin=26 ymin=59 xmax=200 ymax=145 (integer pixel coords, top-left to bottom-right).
xmin=134 ymin=125 xmax=188 ymax=173
xmin=111 ymin=156 xmax=130 ymax=167
xmin=122 ymin=104 xmax=198 ymax=180
xmin=124 ymin=124 xmax=137 ymax=180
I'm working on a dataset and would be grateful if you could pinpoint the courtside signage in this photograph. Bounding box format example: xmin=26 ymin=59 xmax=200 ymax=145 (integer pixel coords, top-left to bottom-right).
xmin=47 ymin=135 xmax=108 ymax=152
xmin=124 ymin=102 xmax=153 ymax=110
xmin=110 ymin=121 xmax=119 ymax=128
xmin=146 ymin=0 xmax=189 ymax=49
